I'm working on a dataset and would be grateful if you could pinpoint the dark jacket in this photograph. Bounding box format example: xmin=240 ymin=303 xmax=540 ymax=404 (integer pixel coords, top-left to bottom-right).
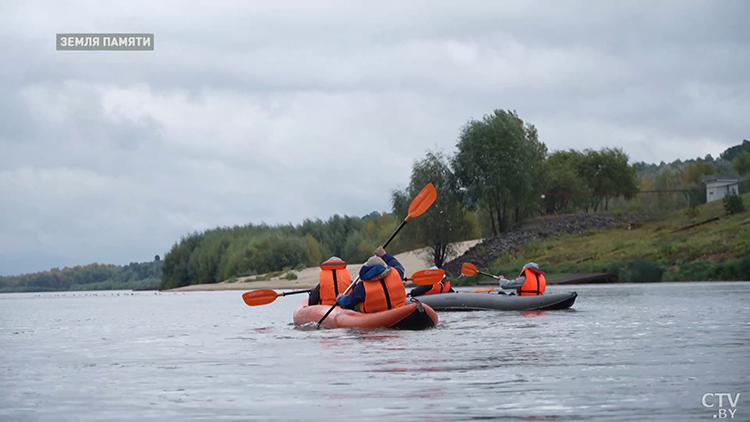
xmin=409 ymin=283 xmax=455 ymax=297
xmin=336 ymin=253 xmax=405 ymax=309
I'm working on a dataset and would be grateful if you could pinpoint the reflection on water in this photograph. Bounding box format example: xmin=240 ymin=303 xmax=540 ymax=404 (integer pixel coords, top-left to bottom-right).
xmin=1 ymin=282 xmax=749 ymax=421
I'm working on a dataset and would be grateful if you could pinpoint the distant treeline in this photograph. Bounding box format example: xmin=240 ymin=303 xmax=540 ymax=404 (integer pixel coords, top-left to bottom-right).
xmin=0 ymin=260 xmax=163 ymax=293
xmin=159 ymin=212 xmax=443 ymax=290
xmin=625 ymin=139 xmax=750 ymax=212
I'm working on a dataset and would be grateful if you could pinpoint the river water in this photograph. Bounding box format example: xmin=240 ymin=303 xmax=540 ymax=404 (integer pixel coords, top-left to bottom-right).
xmin=1 ymin=282 xmax=748 ymax=421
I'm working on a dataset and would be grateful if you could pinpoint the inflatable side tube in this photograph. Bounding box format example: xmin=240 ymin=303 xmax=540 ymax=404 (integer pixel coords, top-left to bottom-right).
xmin=414 ymin=291 xmax=578 ymax=312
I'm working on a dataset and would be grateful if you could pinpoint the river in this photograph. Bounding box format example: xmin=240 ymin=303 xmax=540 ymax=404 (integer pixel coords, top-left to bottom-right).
xmin=1 ymin=282 xmax=748 ymax=421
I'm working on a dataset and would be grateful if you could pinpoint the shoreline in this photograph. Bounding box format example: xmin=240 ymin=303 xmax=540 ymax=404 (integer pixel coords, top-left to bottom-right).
xmin=164 ymin=239 xmax=485 ymax=293
xmin=161 ymin=273 xmax=750 ymax=293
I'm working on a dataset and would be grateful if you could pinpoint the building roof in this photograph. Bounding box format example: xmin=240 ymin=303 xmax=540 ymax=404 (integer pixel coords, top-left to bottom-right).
xmin=703 ymin=175 xmax=740 ymax=184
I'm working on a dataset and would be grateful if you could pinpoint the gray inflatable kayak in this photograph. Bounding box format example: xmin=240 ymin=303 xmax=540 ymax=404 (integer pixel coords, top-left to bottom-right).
xmin=413 ymin=291 xmax=577 ymax=311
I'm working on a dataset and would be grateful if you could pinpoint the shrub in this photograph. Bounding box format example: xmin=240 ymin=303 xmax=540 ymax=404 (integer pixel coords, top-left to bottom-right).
xmin=283 ymin=271 xmax=298 ymax=280
xmin=620 ymin=259 xmax=665 ymax=282
xmin=656 ymin=240 xmax=674 ymax=259
xmin=685 ymin=206 xmax=701 ymax=219
xmin=723 ymin=192 xmax=745 ymax=215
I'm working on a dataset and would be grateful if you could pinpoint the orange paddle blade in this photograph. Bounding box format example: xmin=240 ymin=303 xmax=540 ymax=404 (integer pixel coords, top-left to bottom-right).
xmin=407 ymin=268 xmax=445 ymax=285
xmin=242 ymin=289 xmax=281 ymax=306
xmin=405 ymin=183 xmax=437 ymax=222
xmin=471 ymin=288 xmax=494 ymax=293
xmin=461 ymin=262 xmax=479 ymax=276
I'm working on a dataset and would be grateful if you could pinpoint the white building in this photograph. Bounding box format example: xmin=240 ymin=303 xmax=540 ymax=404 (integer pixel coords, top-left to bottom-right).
xmin=703 ymin=176 xmax=740 ymax=203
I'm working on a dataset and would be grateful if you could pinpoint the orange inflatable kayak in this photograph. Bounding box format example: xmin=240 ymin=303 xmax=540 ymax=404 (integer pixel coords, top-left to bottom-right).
xmin=292 ymin=299 xmax=439 ymax=330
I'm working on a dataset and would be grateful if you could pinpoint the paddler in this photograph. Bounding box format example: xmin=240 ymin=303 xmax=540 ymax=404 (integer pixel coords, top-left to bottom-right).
xmin=496 ymin=262 xmax=547 ymax=296
xmin=335 ymin=246 xmax=407 ymax=313
xmin=409 ymin=266 xmax=455 ymax=297
xmin=308 ymin=256 xmax=352 ymax=306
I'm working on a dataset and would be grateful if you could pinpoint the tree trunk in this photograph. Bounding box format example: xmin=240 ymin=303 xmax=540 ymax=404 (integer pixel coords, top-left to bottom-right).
xmin=432 ymin=244 xmax=444 ymax=268
xmin=498 ymin=203 xmax=507 ymax=233
xmin=487 ymin=203 xmax=497 ymax=236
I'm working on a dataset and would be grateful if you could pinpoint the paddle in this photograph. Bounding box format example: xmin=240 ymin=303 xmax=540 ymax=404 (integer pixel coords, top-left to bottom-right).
xmin=471 ymin=288 xmax=495 ymax=293
xmin=241 ymin=288 xmax=312 ymax=307
xmin=461 ymin=262 xmax=501 ymax=280
xmin=405 ymin=269 xmax=445 ymax=285
xmin=240 ymin=269 xmax=444 ymax=307
xmin=316 ymin=183 xmax=438 ymax=328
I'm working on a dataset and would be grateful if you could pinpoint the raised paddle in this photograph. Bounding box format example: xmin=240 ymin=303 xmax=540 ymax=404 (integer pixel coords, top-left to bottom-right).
xmin=315 ymin=183 xmax=438 ymax=328
xmin=461 ymin=262 xmax=501 ymax=280
xmin=241 ymin=268 xmax=444 ymax=307
xmin=241 ymin=288 xmax=312 ymax=307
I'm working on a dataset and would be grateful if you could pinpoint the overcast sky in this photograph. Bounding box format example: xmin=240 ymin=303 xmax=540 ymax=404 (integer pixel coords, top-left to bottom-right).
xmin=0 ymin=0 xmax=748 ymax=275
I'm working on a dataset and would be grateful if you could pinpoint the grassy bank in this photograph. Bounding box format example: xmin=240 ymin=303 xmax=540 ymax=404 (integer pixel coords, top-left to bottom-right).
xmin=464 ymin=192 xmax=750 ymax=283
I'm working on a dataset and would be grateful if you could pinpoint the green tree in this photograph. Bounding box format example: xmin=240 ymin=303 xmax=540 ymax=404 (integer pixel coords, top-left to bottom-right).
xmin=654 ymin=167 xmax=682 ymax=210
xmin=681 ymin=161 xmax=715 ymax=185
xmin=452 ymin=109 xmax=543 ymax=234
xmin=733 ymin=151 xmax=750 ymax=176
xmin=342 ymin=232 xmax=375 ymax=264
xmin=304 ymin=234 xmax=324 ymax=266
xmin=543 ymin=150 xmax=588 ymax=213
xmin=679 ymin=161 xmax=714 ymax=206
xmin=392 ymin=149 xmax=478 ymax=268
xmin=719 ymin=139 xmax=750 ymax=162
xmin=578 ymin=148 xmax=639 ymax=211
xmin=514 ymin=121 xmax=548 ymax=222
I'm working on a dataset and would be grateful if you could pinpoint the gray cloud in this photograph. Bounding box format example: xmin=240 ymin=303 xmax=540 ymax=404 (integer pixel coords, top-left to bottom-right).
xmin=0 ymin=0 xmax=748 ymax=275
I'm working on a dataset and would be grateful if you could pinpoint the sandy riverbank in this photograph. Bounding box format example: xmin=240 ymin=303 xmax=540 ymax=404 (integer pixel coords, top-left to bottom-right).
xmin=165 ymin=239 xmax=483 ymax=292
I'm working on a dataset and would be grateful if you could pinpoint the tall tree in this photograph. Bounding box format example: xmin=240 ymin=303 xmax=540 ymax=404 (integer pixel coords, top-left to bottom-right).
xmin=719 ymin=140 xmax=750 ymax=162
xmin=681 ymin=161 xmax=715 ymax=185
xmin=578 ymin=148 xmax=639 ymax=211
xmin=733 ymin=151 xmax=750 ymax=176
xmin=452 ymin=109 xmax=542 ymax=234
xmin=679 ymin=161 xmax=714 ymax=206
xmin=543 ymin=150 xmax=588 ymax=213
xmin=513 ymin=120 xmax=548 ymax=222
xmin=654 ymin=167 xmax=682 ymax=210
xmin=392 ymin=149 xmax=477 ymax=268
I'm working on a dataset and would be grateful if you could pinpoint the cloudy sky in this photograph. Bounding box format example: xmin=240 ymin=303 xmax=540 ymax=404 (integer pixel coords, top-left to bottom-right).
xmin=0 ymin=0 xmax=748 ymax=275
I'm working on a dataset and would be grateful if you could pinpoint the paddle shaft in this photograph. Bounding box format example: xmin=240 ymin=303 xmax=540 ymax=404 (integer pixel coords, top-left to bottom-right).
xmin=280 ymin=289 xmax=313 ymax=297
xmin=480 ymin=271 xmax=501 ymax=280
xmin=316 ymin=222 xmax=403 ymax=326
xmin=380 ymin=219 xmax=406 ymax=252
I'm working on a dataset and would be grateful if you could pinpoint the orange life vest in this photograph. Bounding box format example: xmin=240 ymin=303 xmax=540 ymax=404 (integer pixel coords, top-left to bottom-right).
xmin=360 ymin=270 xmax=407 ymax=313
xmin=517 ymin=267 xmax=546 ymax=296
xmin=424 ymin=279 xmax=451 ymax=295
xmin=318 ymin=258 xmax=351 ymax=306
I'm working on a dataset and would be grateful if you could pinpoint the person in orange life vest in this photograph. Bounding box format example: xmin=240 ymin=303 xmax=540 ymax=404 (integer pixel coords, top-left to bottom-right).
xmin=496 ymin=262 xmax=546 ymax=296
xmin=308 ymin=256 xmax=352 ymax=306
xmin=335 ymin=246 xmax=406 ymax=313
xmin=409 ymin=266 xmax=455 ymax=297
